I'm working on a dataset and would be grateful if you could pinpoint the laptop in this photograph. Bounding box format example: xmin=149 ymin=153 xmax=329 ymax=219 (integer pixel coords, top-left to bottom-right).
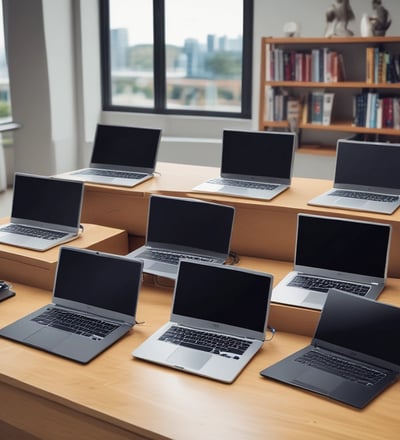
xmin=0 ymin=247 xmax=143 ymax=364
xmin=308 ymin=139 xmax=400 ymax=215
xmin=63 ymin=124 xmax=161 ymax=187
xmin=193 ymin=129 xmax=296 ymax=201
xmin=133 ymin=260 xmax=273 ymax=383
xmin=127 ymin=194 xmax=235 ymax=279
xmin=260 ymin=289 xmax=400 ymax=408
xmin=271 ymin=213 xmax=391 ymax=310
xmin=0 ymin=173 xmax=84 ymax=251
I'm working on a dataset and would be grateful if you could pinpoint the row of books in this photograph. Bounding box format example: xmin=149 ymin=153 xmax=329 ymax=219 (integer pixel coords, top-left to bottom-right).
xmin=264 ymin=43 xmax=345 ymax=82
xmin=264 ymin=88 xmax=334 ymax=126
xmin=365 ymin=47 xmax=400 ymax=84
xmin=354 ymin=92 xmax=400 ymax=129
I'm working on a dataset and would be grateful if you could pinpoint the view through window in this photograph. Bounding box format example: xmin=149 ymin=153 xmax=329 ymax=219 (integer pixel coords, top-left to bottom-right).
xmin=0 ymin=2 xmax=12 ymax=123
xmin=105 ymin=0 xmax=251 ymax=116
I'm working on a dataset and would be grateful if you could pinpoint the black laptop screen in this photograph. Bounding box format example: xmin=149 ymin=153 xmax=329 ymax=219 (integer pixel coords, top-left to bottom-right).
xmin=146 ymin=196 xmax=234 ymax=254
xmin=173 ymin=261 xmax=271 ymax=332
xmin=334 ymin=140 xmax=400 ymax=189
xmin=295 ymin=215 xmax=390 ymax=278
xmin=54 ymin=248 xmax=141 ymax=315
xmin=11 ymin=174 xmax=83 ymax=228
xmin=91 ymin=124 xmax=161 ymax=168
xmin=316 ymin=291 xmax=400 ymax=366
xmin=220 ymin=130 xmax=294 ymax=179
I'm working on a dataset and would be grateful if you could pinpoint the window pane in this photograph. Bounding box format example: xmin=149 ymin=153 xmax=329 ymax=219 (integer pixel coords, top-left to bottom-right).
xmin=0 ymin=2 xmax=12 ymax=123
xmin=109 ymin=0 xmax=154 ymax=108
xmin=165 ymin=0 xmax=243 ymax=113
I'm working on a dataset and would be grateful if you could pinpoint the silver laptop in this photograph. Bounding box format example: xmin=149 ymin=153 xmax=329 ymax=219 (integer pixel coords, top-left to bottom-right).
xmin=133 ymin=260 xmax=273 ymax=383
xmin=271 ymin=214 xmax=391 ymax=310
xmin=308 ymin=139 xmax=400 ymax=215
xmin=193 ymin=129 xmax=296 ymax=200
xmin=127 ymin=194 xmax=235 ymax=279
xmin=63 ymin=124 xmax=161 ymax=187
xmin=261 ymin=289 xmax=400 ymax=408
xmin=0 ymin=173 xmax=84 ymax=251
xmin=0 ymin=247 xmax=143 ymax=364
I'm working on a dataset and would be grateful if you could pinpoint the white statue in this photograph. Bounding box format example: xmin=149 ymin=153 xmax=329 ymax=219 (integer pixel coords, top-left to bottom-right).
xmin=360 ymin=12 xmax=373 ymax=37
xmin=325 ymin=0 xmax=355 ymax=37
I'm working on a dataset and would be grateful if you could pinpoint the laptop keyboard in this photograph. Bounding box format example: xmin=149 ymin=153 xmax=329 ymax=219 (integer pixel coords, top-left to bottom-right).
xmin=141 ymin=249 xmax=215 ymax=265
xmin=288 ymin=275 xmax=370 ymax=296
xmin=74 ymin=169 xmax=146 ymax=179
xmin=209 ymin=178 xmax=278 ymax=190
xmin=295 ymin=349 xmax=387 ymax=386
xmin=1 ymin=224 xmax=68 ymax=240
xmin=32 ymin=308 xmax=119 ymax=339
xmin=159 ymin=325 xmax=251 ymax=358
xmin=331 ymin=189 xmax=399 ymax=203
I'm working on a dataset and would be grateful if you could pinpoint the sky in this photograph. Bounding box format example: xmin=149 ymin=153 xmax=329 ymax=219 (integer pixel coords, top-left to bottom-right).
xmin=110 ymin=0 xmax=242 ymax=46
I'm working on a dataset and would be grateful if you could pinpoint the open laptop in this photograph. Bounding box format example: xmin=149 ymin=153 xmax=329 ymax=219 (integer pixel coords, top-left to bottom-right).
xmin=193 ymin=129 xmax=296 ymax=201
xmin=261 ymin=289 xmax=400 ymax=408
xmin=63 ymin=124 xmax=161 ymax=187
xmin=0 ymin=173 xmax=84 ymax=251
xmin=133 ymin=260 xmax=273 ymax=383
xmin=271 ymin=213 xmax=391 ymax=310
xmin=308 ymin=139 xmax=400 ymax=215
xmin=127 ymin=194 xmax=235 ymax=279
xmin=0 ymin=247 xmax=143 ymax=364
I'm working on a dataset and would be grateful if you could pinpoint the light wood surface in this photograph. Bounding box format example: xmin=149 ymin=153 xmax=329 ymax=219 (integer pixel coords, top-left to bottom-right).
xmin=0 ymin=274 xmax=400 ymax=440
xmin=0 ymin=221 xmax=128 ymax=290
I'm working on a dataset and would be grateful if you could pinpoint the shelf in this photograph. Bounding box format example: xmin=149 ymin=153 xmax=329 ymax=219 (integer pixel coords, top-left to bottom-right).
xmin=262 ymin=36 xmax=400 ymax=45
xmin=264 ymin=81 xmax=400 ymax=89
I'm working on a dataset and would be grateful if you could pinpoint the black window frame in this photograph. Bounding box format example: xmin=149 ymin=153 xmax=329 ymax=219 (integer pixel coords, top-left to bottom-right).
xmin=100 ymin=0 xmax=253 ymax=119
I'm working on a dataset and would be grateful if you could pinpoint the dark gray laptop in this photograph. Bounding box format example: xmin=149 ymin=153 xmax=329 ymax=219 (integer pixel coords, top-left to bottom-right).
xmin=271 ymin=214 xmax=391 ymax=310
xmin=0 ymin=173 xmax=84 ymax=251
xmin=193 ymin=129 xmax=296 ymax=200
xmin=261 ymin=290 xmax=400 ymax=408
xmin=308 ymin=139 xmax=400 ymax=215
xmin=64 ymin=124 xmax=161 ymax=187
xmin=133 ymin=260 xmax=273 ymax=383
xmin=0 ymin=247 xmax=143 ymax=363
xmin=127 ymin=194 xmax=235 ymax=279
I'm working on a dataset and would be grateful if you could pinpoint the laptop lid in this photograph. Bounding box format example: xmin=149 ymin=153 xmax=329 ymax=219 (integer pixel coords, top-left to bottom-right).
xmin=271 ymin=214 xmax=391 ymax=310
xmin=261 ymin=290 xmax=400 ymax=408
xmin=133 ymin=260 xmax=273 ymax=383
xmin=90 ymin=124 xmax=161 ymax=173
xmin=220 ymin=129 xmax=296 ymax=184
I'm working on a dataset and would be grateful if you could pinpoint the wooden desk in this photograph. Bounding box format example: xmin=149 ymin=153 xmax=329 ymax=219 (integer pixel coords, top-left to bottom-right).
xmin=76 ymin=162 xmax=400 ymax=277
xmin=0 ymin=222 xmax=128 ymax=290
xmin=0 ymin=279 xmax=399 ymax=440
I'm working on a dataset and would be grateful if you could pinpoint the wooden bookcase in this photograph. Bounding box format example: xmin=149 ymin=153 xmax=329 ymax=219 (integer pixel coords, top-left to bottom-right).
xmin=258 ymin=36 xmax=400 ymax=153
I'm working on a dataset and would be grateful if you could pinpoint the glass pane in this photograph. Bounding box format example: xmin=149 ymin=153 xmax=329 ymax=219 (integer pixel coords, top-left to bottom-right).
xmin=0 ymin=2 xmax=12 ymax=122
xmin=165 ymin=0 xmax=243 ymax=113
xmin=109 ymin=0 xmax=154 ymax=108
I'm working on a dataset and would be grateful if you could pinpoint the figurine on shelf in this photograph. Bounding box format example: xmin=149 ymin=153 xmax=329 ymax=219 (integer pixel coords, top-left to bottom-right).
xmin=369 ymin=0 xmax=391 ymax=36
xmin=325 ymin=0 xmax=355 ymax=37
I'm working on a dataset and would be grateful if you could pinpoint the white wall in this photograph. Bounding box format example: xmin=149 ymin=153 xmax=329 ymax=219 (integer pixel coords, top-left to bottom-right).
xmin=4 ymin=0 xmax=400 ymax=180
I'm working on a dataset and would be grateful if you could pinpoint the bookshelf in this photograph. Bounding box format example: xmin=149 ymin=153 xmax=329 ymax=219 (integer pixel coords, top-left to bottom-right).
xmin=259 ymin=36 xmax=400 ymax=153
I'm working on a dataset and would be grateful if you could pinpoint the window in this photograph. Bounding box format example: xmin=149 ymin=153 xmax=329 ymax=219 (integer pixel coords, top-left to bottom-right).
xmin=100 ymin=0 xmax=252 ymax=118
xmin=0 ymin=2 xmax=12 ymax=124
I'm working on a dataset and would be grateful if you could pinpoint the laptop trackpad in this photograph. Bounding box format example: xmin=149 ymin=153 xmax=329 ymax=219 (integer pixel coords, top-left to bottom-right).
xmin=167 ymin=347 xmax=212 ymax=370
xmin=302 ymin=291 xmax=326 ymax=309
xmin=24 ymin=328 xmax=71 ymax=350
xmin=148 ymin=262 xmax=177 ymax=273
xmin=294 ymin=369 xmax=342 ymax=395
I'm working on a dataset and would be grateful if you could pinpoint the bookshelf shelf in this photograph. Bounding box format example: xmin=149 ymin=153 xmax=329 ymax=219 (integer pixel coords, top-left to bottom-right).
xmin=259 ymin=36 xmax=400 ymax=153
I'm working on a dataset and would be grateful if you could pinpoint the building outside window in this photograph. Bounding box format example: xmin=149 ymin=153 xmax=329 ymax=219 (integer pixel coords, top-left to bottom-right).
xmin=101 ymin=0 xmax=252 ymax=118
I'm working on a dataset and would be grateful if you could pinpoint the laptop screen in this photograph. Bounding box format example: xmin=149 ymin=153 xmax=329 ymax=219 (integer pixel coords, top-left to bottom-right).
xmin=295 ymin=214 xmax=390 ymax=278
xmin=335 ymin=139 xmax=400 ymax=189
xmin=91 ymin=124 xmax=161 ymax=168
xmin=11 ymin=174 xmax=83 ymax=228
xmin=221 ymin=130 xmax=294 ymax=179
xmin=54 ymin=248 xmax=141 ymax=316
xmin=316 ymin=291 xmax=400 ymax=366
xmin=146 ymin=195 xmax=234 ymax=254
xmin=173 ymin=261 xmax=271 ymax=332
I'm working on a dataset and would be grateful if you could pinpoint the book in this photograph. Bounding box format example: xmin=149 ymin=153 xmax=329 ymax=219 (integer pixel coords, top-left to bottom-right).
xmin=310 ymin=90 xmax=324 ymax=124
xmin=322 ymin=92 xmax=335 ymax=126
